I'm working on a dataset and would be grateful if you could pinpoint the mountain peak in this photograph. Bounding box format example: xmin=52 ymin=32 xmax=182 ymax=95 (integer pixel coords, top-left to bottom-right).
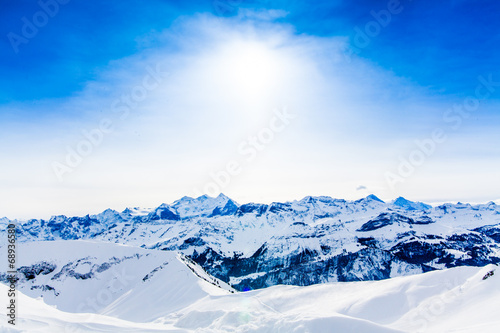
xmin=49 ymin=215 xmax=68 ymax=222
xmin=101 ymin=208 xmax=119 ymax=215
xmin=149 ymin=204 xmax=180 ymax=221
xmin=365 ymin=194 xmax=384 ymax=203
xmin=298 ymin=196 xmax=318 ymax=204
xmin=170 ymin=193 xmax=238 ymax=218
xmin=393 ymin=197 xmax=431 ymax=211
xmin=394 ymin=196 xmax=410 ymax=203
xmin=157 ymin=203 xmax=171 ymax=209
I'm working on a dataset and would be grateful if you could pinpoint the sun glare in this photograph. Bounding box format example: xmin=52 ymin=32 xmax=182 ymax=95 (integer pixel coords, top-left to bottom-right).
xmin=214 ymin=41 xmax=281 ymax=101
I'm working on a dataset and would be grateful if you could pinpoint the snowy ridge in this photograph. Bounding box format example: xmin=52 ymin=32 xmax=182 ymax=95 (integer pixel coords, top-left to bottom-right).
xmin=0 ymin=241 xmax=233 ymax=323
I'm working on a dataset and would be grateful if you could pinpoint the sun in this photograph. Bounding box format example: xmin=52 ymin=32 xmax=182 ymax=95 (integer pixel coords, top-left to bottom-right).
xmin=189 ymin=37 xmax=303 ymax=122
xmin=211 ymin=40 xmax=282 ymax=102
xmin=225 ymin=41 xmax=277 ymax=94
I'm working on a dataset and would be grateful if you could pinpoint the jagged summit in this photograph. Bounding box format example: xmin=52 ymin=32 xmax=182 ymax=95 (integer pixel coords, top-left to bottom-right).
xmin=11 ymin=194 xmax=500 ymax=223
xmin=49 ymin=215 xmax=69 ymax=222
xmin=169 ymin=193 xmax=238 ymax=218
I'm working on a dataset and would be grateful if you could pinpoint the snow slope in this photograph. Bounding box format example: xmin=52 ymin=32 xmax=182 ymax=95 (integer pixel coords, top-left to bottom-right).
xmin=0 ymin=241 xmax=233 ymax=323
xmin=0 ymin=287 xmax=180 ymax=333
xmin=155 ymin=264 xmax=499 ymax=332
xmin=1 ymin=250 xmax=498 ymax=332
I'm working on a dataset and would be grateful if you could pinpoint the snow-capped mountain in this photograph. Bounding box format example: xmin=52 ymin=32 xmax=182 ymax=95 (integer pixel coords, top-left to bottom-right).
xmin=3 ymin=194 xmax=500 ymax=290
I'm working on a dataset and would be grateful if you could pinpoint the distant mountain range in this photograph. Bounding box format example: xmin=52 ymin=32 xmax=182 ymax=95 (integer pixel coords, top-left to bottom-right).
xmin=3 ymin=194 xmax=500 ymax=290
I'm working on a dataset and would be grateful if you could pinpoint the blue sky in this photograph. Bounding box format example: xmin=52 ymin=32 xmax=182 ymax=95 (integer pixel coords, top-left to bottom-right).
xmin=2 ymin=0 xmax=499 ymax=102
xmin=1 ymin=0 xmax=499 ymax=218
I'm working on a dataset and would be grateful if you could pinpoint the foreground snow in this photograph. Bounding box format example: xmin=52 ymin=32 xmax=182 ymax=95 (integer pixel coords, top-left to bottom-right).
xmin=1 ymin=241 xmax=499 ymax=332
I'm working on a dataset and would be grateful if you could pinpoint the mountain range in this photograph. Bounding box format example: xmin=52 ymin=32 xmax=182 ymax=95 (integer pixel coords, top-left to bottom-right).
xmin=3 ymin=194 xmax=500 ymax=291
